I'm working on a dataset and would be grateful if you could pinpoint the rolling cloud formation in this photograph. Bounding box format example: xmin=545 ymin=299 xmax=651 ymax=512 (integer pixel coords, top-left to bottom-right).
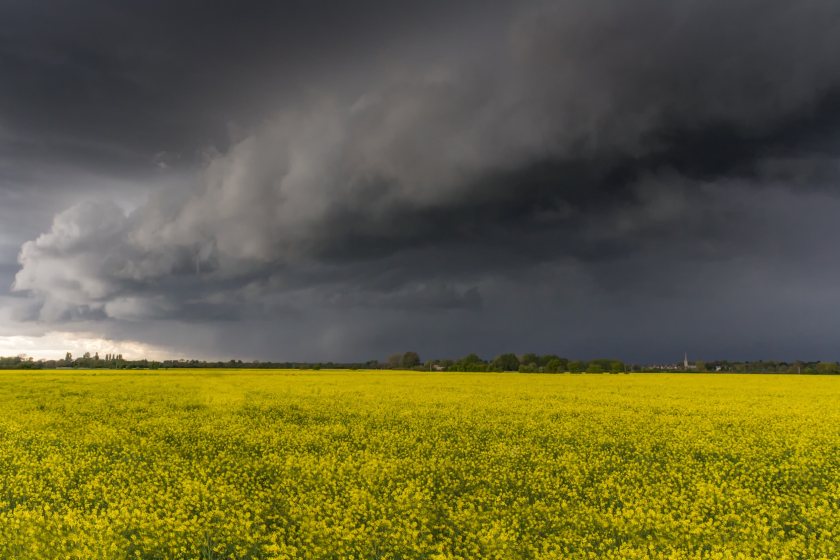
xmin=6 ymin=0 xmax=840 ymax=360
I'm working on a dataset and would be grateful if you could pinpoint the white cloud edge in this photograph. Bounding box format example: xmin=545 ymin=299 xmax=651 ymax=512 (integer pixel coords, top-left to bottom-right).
xmin=0 ymin=331 xmax=181 ymax=361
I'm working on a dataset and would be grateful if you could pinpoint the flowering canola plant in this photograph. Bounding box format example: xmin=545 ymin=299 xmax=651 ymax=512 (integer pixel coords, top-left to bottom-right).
xmin=0 ymin=370 xmax=837 ymax=559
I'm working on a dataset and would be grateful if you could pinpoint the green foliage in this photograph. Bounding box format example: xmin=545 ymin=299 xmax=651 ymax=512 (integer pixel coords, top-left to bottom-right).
xmin=491 ymin=353 xmax=520 ymax=372
xmin=452 ymin=353 xmax=486 ymax=372
xmin=400 ymin=351 xmax=421 ymax=368
xmin=5 ymin=351 xmax=840 ymax=376
xmin=815 ymin=361 xmax=840 ymax=374
xmin=520 ymin=353 xmax=540 ymax=367
xmin=544 ymin=358 xmax=567 ymax=373
xmin=538 ymin=354 xmax=565 ymax=368
xmin=386 ymin=353 xmax=402 ymax=368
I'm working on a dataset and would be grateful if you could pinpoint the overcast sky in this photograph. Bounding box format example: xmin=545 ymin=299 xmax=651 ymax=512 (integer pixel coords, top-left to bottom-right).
xmin=3 ymin=0 xmax=840 ymax=363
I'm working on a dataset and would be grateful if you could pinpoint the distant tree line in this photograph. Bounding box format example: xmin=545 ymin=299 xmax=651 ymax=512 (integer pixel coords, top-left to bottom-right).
xmin=411 ymin=352 xmax=628 ymax=373
xmin=1 ymin=351 xmax=839 ymax=374
xmin=1 ymin=352 xmax=133 ymax=370
xmin=698 ymin=360 xmax=840 ymax=374
xmin=0 ymin=353 xmax=382 ymax=371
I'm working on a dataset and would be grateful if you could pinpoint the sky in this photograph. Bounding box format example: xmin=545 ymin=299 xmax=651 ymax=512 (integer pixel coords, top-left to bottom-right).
xmin=3 ymin=0 xmax=840 ymax=363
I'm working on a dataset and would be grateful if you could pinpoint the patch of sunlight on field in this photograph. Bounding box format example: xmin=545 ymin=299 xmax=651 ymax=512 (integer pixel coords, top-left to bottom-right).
xmin=0 ymin=370 xmax=837 ymax=559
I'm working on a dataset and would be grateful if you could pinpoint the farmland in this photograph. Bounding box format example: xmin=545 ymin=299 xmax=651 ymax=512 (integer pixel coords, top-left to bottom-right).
xmin=0 ymin=370 xmax=837 ymax=559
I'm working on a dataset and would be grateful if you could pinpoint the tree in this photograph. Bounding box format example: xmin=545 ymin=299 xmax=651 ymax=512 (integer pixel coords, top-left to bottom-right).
xmin=538 ymin=354 xmax=561 ymax=367
xmin=521 ymin=353 xmax=539 ymax=367
xmin=586 ymin=362 xmax=604 ymax=373
xmin=568 ymin=360 xmax=585 ymax=373
xmin=387 ymin=354 xmax=402 ymax=369
xmin=544 ymin=358 xmax=565 ymax=373
xmin=518 ymin=353 xmax=539 ymax=373
xmin=455 ymin=353 xmax=486 ymax=371
xmin=816 ymin=361 xmax=840 ymax=374
xmin=491 ymin=353 xmax=520 ymax=372
xmin=554 ymin=357 xmax=569 ymax=371
xmin=401 ymin=352 xmax=421 ymax=368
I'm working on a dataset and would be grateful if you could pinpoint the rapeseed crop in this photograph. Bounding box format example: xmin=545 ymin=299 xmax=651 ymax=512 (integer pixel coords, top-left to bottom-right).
xmin=0 ymin=370 xmax=837 ymax=559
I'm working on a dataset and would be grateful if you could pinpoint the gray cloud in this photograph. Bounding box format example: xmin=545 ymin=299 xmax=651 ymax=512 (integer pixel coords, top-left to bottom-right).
xmin=6 ymin=0 xmax=840 ymax=360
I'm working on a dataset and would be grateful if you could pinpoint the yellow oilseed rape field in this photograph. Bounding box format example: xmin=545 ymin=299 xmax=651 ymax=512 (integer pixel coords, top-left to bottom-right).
xmin=0 ymin=370 xmax=837 ymax=559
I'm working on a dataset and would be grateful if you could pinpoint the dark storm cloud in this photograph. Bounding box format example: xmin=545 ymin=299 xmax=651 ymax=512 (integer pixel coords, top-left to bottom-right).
xmin=0 ymin=0 xmax=506 ymax=166
xmin=6 ymin=0 xmax=840 ymax=360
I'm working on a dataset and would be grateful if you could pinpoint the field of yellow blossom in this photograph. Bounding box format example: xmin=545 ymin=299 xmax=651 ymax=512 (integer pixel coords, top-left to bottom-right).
xmin=0 ymin=370 xmax=837 ymax=559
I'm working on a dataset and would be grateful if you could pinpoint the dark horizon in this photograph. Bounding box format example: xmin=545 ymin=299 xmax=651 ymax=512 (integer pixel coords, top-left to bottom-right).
xmin=4 ymin=1 xmax=840 ymax=362
xmin=3 ymin=351 xmax=840 ymax=376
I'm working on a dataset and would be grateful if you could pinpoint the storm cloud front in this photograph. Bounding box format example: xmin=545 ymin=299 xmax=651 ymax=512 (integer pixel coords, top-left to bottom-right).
xmin=4 ymin=0 xmax=840 ymax=361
